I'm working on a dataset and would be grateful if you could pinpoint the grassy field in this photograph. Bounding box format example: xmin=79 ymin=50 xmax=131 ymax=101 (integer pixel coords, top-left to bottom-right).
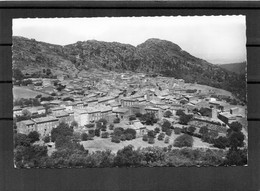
xmin=81 ymin=133 xmax=211 ymax=153
xmin=185 ymin=83 xmax=233 ymax=97
xmin=13 ymin=86 xmax=48 ymax=100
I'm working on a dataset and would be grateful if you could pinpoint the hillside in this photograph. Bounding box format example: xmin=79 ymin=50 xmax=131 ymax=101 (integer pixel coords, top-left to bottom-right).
xmin=12 ymin=36 xmax=246 ymax=101
xmin=218 ymin=62 xmax=246 ymax=75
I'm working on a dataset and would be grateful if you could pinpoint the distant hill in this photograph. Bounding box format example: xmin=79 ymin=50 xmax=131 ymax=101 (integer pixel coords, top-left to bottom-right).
xmin=12 ymin=36 xmax=246 ymax=101
xmin=218 ymin=62 xmax=246 ymax=75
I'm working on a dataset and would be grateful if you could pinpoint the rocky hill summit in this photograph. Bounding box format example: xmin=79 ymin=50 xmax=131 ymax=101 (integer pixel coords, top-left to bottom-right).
xmin=12 ymin=36 xmax=246 ymax=101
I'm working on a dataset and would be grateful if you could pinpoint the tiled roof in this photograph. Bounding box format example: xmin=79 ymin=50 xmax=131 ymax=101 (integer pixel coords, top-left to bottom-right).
xmin=32 ymin=116 xmax=58 ymax=123
xmin=20 ymin=120 xmax=35 ymax=126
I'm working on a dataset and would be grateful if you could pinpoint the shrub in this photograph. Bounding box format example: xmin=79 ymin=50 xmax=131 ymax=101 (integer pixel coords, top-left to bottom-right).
xmin=154 ymin=127 xmax=160 ymax=134
xmin=94 ymin=129 xmax=100 ymax=137
xmin=148 ymin=130 xmax=156 ymax=138
xmin=135 ymin=113 xmax=142 ymax=118
xmin=28 ymin=131 xmax=40 ymax=143
xmin=98 ymin=118 xmax=108 ymax=126
xmin=176 ymin=109 xmax=185 ymax=116
xmin=202 ymin=130 xmax=219 ymax=144
xmin=100 ymin=125 xmax=107 ymax=131
xmin=213 ymin=136 xmax=229 ymax=149
xmin=188 ymin=126 xmax=196 ymax=133
xmin=88 ymin=129 xmax=95 ymax=135
xmin=162 ymin=120 xmax=171 ymax=132
xmin=120 ymin=134 xmax=126 ymax=141
xmin=179 ymin=114 xmax=193 ymax=125
xmin=148 ymin=137 xmax=155 ymax=144
xmin=113 ymin=118 xmax=120 ymax=124
xmin=129 ymin=115 xmax=137 ymax=121
xmin=109 ymin=124 xmax=114 ymax=130
xmin=85 ymin=124 xmax=95 ymax=128
xmin=186 ymin=89 xmax=197 ymax=93
xmin=224 ymin=148 xmax=247 ymax=166
xmin=71 ymin=121 xmax=78 ymax=128
xmin=124 ymin=128 xmax=136 ymax=139
xmin=14 ymin=133 xmax=31 ymax=147
xmin=158 ymin=133 xmax=165 ymax=141
xmin=174 ymin=127 xmax=182 ymax=134
xmin=199 ymin=126 xmax=209 ymax=135
xmin=164 ymin=110 xmax=173 ymax=118
xmin=166 ymin=129 xmax=172 ymax=136
xmin=35 ymin=94 xmax=42 ymax=99
xmin=125 ymin=133 xmax=133 ymax=140
xmin=81 ymin=133 xmax=89 ymax=141
xmin=111 ymin=136 xmax=120 ymax=143
xmin=43 ymin=136 xmax=50 ymax=143
xmin=173 ymin=134 xmax=194 ymax=148
xmin=51 ymin=122 xmax=73 ymax=142
xmin=164 ymin=136 xmax=170 ymax=144
xmin=101 ymin=132 xmax=109 ymax=138
xmin=142 ymin=134 xmax=148 ymax=142
xmin=114 ymin=127 xmax=124 ymax=137
xmin=72 ymin=132 xmax=82 ymax=141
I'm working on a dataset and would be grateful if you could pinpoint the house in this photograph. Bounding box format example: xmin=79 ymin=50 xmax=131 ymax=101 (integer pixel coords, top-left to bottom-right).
xmin=35 ymin=106 xmax=46 ymax=114
xmin=32 ymin=116 xmax=59 ymax=137
xmin=87 ymin=107 xmax=102 ymax=123
xmin=109 ymin=101 xmax=121 ymax=110
xmin=51 ymin=111 xmax=74 ymax=125
xmin=87 ymin=98 xmax=98 ymax=107
xmin=22 ymin=106 xmax=45 ymax=116
xmin=121 ymin=97 xmax=137 ymax=107
xmin=74 ymin=101 xmax=84 ymax=109
xmin=73 ymin=109 xmax=89 ymax=126
xmin=113 ymin=108 xmax=130 ymax=119
xmin=129 ymin=120 xmax=147 ymax=137
xmin=49 ymin=100 xmax=62 ymax=106
xmin=230 ymin=107 xmax=239 ymax=115
xmin=130 ymin=104 xmax=146 ymax=115
xmin=16 ymin=120 xmax=35 ymax=135
xmin=144 ymin=106 xmax=162 ymax=118
xmin=218 ymin=112 xmax=236 ymax=124
xmin=209 ymin=101 xmax=225 ymax=111
xmin=137 ymin=97 xmax=146 ymax=104
xmin=61 ymin=101 xmax=74 ymax=111
xmin=13 ymin=106 xmax=23 ymax=117
xmin=98 ymin=96 xmax=116 ymax=105
xmin=50 ymin=106 xmax=66 ymax=114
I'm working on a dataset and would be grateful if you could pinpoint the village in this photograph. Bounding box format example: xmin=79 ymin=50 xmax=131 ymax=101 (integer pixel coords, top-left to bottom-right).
xmin=13 ymin=69 xmax=247 ymax=153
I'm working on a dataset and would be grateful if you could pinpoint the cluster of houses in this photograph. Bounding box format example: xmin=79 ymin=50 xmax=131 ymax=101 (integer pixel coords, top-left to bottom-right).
xmin=14 ymin=71 xmax=247 ymax=138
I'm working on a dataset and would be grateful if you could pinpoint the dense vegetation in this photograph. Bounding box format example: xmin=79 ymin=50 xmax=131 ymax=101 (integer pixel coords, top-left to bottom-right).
xmin=14 ymin=120 xmax=247 ymax=168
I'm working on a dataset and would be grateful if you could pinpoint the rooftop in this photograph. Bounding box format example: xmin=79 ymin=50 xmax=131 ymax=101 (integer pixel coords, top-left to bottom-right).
xmin=113 ymin=108 xmax=129 ymax=113
xmin=32 ymin=116 xmax=58 ymax=123
xmin=20 ymin=120 xmax=35 ymax=126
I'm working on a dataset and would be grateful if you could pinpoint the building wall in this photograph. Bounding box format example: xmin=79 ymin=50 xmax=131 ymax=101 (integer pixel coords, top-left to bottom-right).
xmin=145 ymin=109 xmax=162 ymax=119
xmin=58 ymin=115 xmax=74 ymax=125
xmin=74 ymin=113 xmax=89 ymax=126
xmin=13 ymin=110 xmax=22 ymax=117
xmin=218 ymin=114 xmax=229 ymax=124
xmin=16 ymin=122 xmax=36 ymax=135
xmin=37 ymin=109 xmax=46 ymax=115
xmin=35 ymin=120 xmax=59 ymax=137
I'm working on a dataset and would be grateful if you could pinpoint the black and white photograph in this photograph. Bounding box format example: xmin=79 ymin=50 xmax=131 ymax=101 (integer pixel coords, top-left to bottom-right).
xmin=12 ymin=16 xmax=248 ymax=168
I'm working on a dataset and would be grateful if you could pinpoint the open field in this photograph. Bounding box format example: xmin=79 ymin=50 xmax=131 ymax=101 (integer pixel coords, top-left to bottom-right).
xmin=81 ymin=133 xmax=211 ymax=153
xmin=185 ymin=83 xmax=233 ymax=97
xmin=13 ymin=86 xmax=48 ymax=100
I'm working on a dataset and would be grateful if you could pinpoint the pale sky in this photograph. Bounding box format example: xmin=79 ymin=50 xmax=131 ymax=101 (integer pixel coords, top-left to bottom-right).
xmin=13 ymin=16 xmax=246 ymax=64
